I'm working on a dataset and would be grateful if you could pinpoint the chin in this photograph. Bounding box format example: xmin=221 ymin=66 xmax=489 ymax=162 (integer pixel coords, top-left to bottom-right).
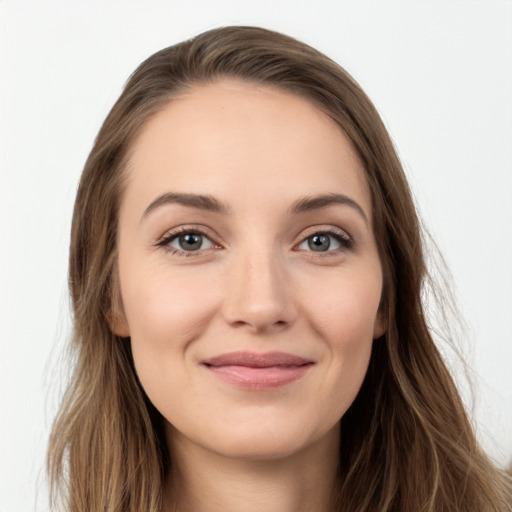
xmin=182 ymin=415 xmax=339 ymax=462
xmin=213 ymin=434 xmax=306 ymax=461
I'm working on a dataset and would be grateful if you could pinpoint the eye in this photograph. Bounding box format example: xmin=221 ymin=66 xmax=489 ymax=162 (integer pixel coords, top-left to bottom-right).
xmin=297 ymin=230 xmax=352 ymax=253
xmin=157 ymin=228 xmax=217 ymax=255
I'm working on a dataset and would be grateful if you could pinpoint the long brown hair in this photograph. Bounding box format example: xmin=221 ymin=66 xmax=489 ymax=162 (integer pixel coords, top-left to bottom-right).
xmin=47 ymin=26 xmax=512 ymax=511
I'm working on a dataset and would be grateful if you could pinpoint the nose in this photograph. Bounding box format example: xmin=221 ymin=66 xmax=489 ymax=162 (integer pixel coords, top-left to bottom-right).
xmin=221 ymin=248 xmax=297 ymax=334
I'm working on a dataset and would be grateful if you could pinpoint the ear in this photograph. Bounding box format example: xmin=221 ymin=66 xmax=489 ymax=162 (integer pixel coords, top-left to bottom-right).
xmin=109 ymin=303 xmax=130 ymax=338
xmin=107 ymin=269 xmax=131 ymax=337
xmin=373 ymin=307 xmax=388 ymax=340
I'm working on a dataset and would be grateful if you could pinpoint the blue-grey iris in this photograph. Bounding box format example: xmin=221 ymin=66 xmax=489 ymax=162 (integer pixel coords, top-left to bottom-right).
xmin=180 ymin=233 xmax=203 ymax=251
xmin=308 ymin=234 xmax=330 ymax=252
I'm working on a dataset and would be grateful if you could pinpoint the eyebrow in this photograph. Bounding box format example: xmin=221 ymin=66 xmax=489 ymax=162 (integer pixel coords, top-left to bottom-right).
xmin=142 ymin=191 xmax=367 ymax=223
xmin=289 ymin=193 xmax=368 ymax=223
xmin=142 ymin=192 xmax=231 ymax=219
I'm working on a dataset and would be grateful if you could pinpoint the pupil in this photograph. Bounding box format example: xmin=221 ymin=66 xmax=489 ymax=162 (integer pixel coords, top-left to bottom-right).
xmin=180 ymin=233 xmax=202 ymax=251
xmin=308 ymin=234 xmax=330 ymax=252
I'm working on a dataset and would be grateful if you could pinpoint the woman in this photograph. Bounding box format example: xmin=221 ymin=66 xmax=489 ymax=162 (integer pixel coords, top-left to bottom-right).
xmin=47 ymin=26 xmax=512 ymax=511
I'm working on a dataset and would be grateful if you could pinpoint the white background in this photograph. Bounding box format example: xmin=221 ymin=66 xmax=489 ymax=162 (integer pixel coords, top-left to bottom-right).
xmin=1 ymin=1 xmax=511 ymax=511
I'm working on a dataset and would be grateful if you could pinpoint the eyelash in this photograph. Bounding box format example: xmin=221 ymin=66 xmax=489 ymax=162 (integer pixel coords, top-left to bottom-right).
xmin=156 ymin=227 xmax=353 ymax=258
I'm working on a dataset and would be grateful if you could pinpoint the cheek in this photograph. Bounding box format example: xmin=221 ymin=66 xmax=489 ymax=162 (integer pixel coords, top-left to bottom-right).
xmin=304 ymin=268 xmax=381 ymax=404
xmin=124 ymin=263 xmax=219 ymax=341
xmin=121 ymin=264 xmax=221 ymax=388
xmin=308 ymin=267 xmax=382 ymax=344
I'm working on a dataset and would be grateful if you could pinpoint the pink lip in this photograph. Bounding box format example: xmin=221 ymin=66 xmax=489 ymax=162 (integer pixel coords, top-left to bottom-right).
xmin=202 ymin=351 xmax=314 ymax=390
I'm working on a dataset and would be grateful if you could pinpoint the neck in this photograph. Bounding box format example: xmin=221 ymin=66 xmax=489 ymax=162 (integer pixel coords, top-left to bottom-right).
xmin=163 ymin=426 xmax=340 ymax=512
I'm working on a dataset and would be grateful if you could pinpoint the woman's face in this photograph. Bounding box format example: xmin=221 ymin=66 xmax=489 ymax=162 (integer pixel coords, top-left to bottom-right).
xmin=114 ymin=79 xmax=386 ymax=460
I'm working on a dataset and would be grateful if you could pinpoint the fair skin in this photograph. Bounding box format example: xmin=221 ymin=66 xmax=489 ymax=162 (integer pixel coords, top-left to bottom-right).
xmin=113 ymin=79 xmax=386 ymax=512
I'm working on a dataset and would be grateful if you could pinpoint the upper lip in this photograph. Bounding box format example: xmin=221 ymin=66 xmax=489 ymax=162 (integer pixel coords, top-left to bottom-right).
xmin=202 ymin=351 xmax=313 ymax=368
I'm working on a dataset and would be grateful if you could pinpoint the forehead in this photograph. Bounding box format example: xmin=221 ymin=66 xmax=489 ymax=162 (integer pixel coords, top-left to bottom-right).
xmin=123 ymin=79 xmax=371 ymax=219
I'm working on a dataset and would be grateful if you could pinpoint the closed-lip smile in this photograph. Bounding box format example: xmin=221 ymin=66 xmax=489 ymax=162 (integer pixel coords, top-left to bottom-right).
xmin=201 ymin=351 xmax=314 ymax=390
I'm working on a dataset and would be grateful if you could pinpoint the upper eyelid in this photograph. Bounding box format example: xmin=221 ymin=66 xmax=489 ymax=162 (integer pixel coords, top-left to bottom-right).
xmin=296 ymin=225 xmax=352 ymax=242
xmin=157 ymin=225 xmax=218 ymax=243
xmin=157 ymin=224 xmax=350 ymax=240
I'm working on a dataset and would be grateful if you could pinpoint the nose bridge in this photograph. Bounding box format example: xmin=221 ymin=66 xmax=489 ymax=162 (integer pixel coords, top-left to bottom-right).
xmin=222 ymin=237 xmax=295 ymax=331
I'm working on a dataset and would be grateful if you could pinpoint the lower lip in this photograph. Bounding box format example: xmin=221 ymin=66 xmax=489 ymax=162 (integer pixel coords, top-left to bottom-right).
xmin=205 ymin=364 xmax=313 ymax=390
